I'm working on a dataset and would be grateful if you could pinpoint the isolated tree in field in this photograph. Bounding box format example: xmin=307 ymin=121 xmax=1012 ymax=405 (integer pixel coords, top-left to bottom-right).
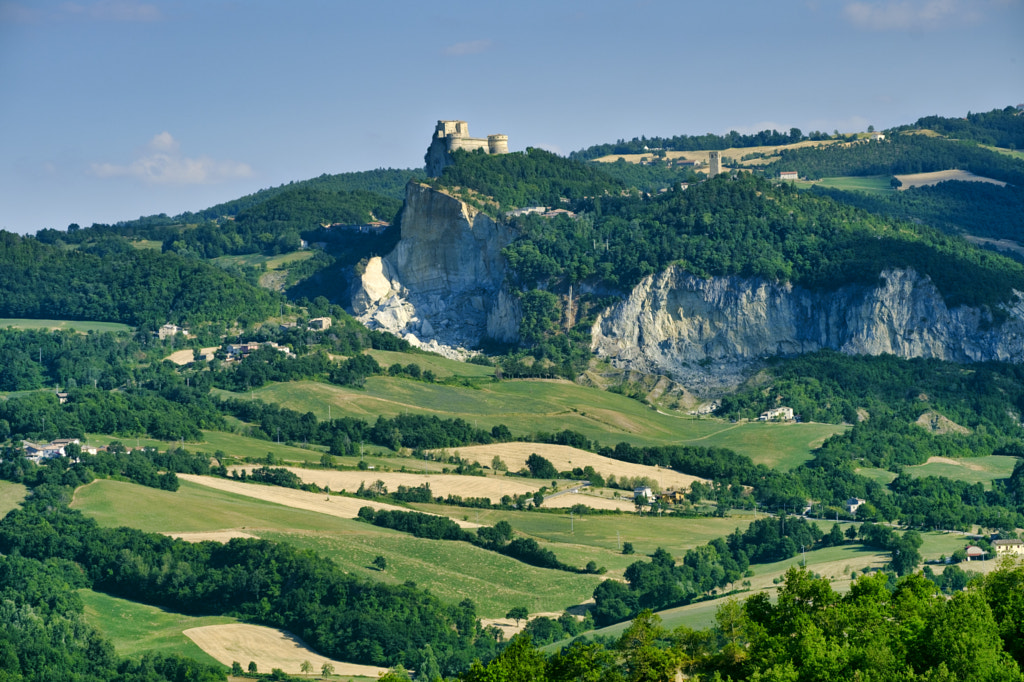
xmin=507 ymin=605 xmax=529 ymax=627
xmin=491 ymin=455 xmax=507 ymax=471
xmin=248 ymin=661 xmax=258 ymax=674
xmin=373 ymin=555 xmax=387 ymax=571
xmin=231 ymin=662 xmax=243 ymax=675
xmin=623 ymin=542 xmax=635 ymax=555
xmin=321 ymin=662 xmax=335 ymax=677
xmin=300 ymin=659 xmax=313 ymax=674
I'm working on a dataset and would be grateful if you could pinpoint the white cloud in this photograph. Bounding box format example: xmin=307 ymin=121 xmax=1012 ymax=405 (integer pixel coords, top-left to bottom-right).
xmin=443 ymin=40 xmax=492 ymax=56
xmin=91 ymin=133 xmax=253 ymax=185
xmin=60 ymin=0 xmax=162 ymax=22
xmin=843 ymin=0 xmax=977 ymax=30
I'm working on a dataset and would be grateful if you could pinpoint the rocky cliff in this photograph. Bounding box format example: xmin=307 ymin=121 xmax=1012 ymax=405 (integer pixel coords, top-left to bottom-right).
xmin=351 ymin=182 xmax=520 ymax=356
xmin=591 ymin=266 xmax=1024 ymax=395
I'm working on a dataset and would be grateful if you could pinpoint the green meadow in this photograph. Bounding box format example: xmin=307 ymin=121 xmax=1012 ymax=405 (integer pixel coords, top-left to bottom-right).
xmin=366 ymin=349 xmax=495 ymax=379
xmin=0 ymin=318 xmax=133 ymax=333
xmin=80 ymin=589 xmax=231 ymax=665
xmin=0 ymin=481 xmax=27 ymax=518
xmin=904 ymin=455 xmax=1018 ymax=488
xmin=212 ymin=250 xmax=315 ymax=270
xmin=223 ymin=377 xmax=846 ymax=468
xmin=797 ymin=175 xmax=893 ymax=194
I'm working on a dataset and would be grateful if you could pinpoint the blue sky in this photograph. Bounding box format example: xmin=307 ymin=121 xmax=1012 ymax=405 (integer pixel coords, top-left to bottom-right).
xmin=1 ymin=0 xmax=1021 ymax=234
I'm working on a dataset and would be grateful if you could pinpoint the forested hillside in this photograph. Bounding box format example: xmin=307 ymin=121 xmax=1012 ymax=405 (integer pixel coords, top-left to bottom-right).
xmin=909 ymin=106 xmax=1024 ymax=149
xmin=761 ymin=133 xmax=1024 ymax=185
xmin=0 ymin=231 xmax=280 ymax=327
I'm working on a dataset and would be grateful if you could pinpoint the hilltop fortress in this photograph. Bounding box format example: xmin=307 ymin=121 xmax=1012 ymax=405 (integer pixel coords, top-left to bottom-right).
xmin=425 ymin=120 xmax=508 ymax=176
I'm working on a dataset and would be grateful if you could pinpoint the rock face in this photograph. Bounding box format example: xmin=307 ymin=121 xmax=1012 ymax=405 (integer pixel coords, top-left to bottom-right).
xmin=591 ymin=266 xmax=1024 ymax=395
xmin=351 ymin=183 xmax=520 ymax=356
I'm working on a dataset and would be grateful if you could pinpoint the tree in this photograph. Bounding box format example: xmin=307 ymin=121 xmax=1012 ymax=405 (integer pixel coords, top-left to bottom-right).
xmin=321 ymin=662 xmax=335 ymax=677
xmin=507 ymin=606 xmax=529 ymax=627
xmin=248 ymin=661 xmax=258 ymax=674
xmin=373 ymin=555 xmax=387 ymax=571
xmin=300 ymin=659 xmax=313 ymax=674
xmin=418 ymin=644 xmax=443 ymax=682
xmin=231 ymin=662 xmax=244 ymax=675
xmin=623 ymin=542 xmax=635 ymax=555
xmin=533 ymin=490 xmax=545 ymax=508
xmin=526 ymin=453 xmax=557 ymax=479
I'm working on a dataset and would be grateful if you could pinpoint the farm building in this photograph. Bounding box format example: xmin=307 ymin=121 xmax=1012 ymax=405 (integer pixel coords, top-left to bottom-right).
xmin=964 ymin=545 xmax=988 ymax=561
xmin=779 ymin=171 xmax=798 ymax=181
xmin=993 ymin=539 xmax=1024 ymax=556
xmin=308 ymin=317 xmax=332 ymax=330
xmin=759 ymin=407 xmax=794 ymax=421
xmin=847 ymin=497 xmax=866 ymax=514
xmin=633 ymin=486 xmax=655 ymax=502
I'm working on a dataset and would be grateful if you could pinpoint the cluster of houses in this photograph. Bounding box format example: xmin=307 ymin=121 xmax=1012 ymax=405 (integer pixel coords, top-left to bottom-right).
xmin=632 ymin=486 xmax=688 ymax=505
xmin=504 ymin=206 xmax=578 ymax=220
xmin=21 ymin=438 xmax=101 ymax=464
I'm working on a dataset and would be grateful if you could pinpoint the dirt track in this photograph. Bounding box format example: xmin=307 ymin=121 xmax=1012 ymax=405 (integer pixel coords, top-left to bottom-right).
xmin=184 ymin=623 xmax=386 ymax=677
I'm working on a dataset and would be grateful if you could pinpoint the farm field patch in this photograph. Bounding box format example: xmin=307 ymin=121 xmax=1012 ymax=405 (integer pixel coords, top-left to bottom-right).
xmin=178 ymin=474 xmax=481 ymax=527
xmin=80 ymin=589 xmax=231 ymax=665
xmin=227 ymin=379 xmax=843 ymax=469
xmin=0 ymin=481 xmax=27 ymax=518
xmin=904 ymin=455 xmax=1018 ymax=487
xmin=895 ymin=169 xmax=1007 ymax=189
xmin=0 ymin=318 xmax=132 ymax=333
xmin=366 ymin=349 xmax=495 ymax=379
xmin=184 ymin=623 xmax=385 ymax=678
xmin=85 ymin=430 xmax=328 ymax=465
xmin=799 ymin=175 xmax=893 ymax=193
xmin=438 ymin=442 xmax=708 ymax=491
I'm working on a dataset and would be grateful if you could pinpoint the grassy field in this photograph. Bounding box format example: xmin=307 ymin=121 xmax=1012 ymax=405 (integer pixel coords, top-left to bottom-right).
xmin=224 ymin=377 xmax=846 ymax=468
xmin=797 ymin=175 xmax=893 ymax=194
xmin=212 ymin=251 xmax=315 ymax=270
xmin=904 ymin=455 xmax=1018 ymax=488
xmin=0 ymin=318 xmax=132 ymax=333
xmin=0 ymin=481 xmax=27 ymax=518
xmin=129 ymin=239 xmax=163 ymax=250
xmin=854 ymin=467 xmax=898 ymax=486
xmin=69 ymin=478 xmax=602 ymax=617
xmin=365 ymin=349 xmax=495 ymax=379
xmin=80 ymin=589 xmax=232 ymax=665
xmin=85 ymin=430 xmax=330 ymax=465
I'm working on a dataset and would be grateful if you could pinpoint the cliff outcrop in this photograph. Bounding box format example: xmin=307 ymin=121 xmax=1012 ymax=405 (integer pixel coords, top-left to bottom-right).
xmin=591 ymin=266 xmax=1024 ymax=395
xmin=351 ymin=183 xmax=520 ymax=356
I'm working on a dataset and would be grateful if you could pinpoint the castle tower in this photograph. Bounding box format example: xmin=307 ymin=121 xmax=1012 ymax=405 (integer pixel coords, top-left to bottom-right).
xmin=708 ymin=151 xmax=721 ymax=178
xmin=488 ymin=134 xmax=509 ymax=155
xmin=425 ymin=120 xmax=510 ymax=177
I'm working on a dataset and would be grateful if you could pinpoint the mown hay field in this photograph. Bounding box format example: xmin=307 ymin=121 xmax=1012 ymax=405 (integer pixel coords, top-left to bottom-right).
xmin=184 ymin=623 xmax=386 ymax=677
xmin=895 ymin=169 xmax=1007 ymax=189
xmin=178 ymin=474 xmax=481 ymax=527
xmin=0 ymin=318 xmax=132 ymax=333
xmin=438 ymin=442 xmax=709 ymax=491
xmin=905 ymin=455 xmax=1018 ymax=488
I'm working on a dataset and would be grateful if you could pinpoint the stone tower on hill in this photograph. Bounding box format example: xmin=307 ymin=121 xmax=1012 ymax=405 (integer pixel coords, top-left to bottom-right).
xmin=425 ymin=120 xmax=509 ymax=177
xmin=708 ymin=150 xmax=721 ymax=178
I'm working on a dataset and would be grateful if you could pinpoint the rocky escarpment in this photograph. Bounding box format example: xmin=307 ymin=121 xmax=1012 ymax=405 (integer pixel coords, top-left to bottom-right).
xmin=592 ymin=266 xmax=1024 ymax=396
xmin=350 ymin=183 xmax=520 ymax=356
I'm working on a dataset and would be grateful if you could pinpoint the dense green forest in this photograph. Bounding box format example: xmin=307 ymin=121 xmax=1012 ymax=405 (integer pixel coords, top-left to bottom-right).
xmin=810 ymin=181 xmax=1024 ymax=244
xmin=0 ymin=231 xmax=281 ymax=328
xmin=908 ymin=106 xmax=1024 ymax=149
xmin=460 ymin=566 xmax=1024 ymax=682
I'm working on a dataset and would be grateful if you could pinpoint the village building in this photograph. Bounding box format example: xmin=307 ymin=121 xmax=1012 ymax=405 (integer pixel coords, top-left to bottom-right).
xmin=779 ymin=170 xmax=799 ymax=181
xmin=964 ymin=545 xmax=988 ymax=561
xmin=633 ymin=486 xmax=655 ymax=503
xmin=868 ymin=131 xmax=886 ymax=141
xmin=157 ymin=323 xmax=188 ymax=340
xmin=847 ymin=497 xmax=866 ymax=514
xmin=225 ymin=341 xmax=295 ymax=360
xmin=308 ymin=317 xmax=332 ymax=330
xmin=759 ymin=406 xmax=794 ymax=421
xmin=993 ymin=538 xmax=1024 ymax=556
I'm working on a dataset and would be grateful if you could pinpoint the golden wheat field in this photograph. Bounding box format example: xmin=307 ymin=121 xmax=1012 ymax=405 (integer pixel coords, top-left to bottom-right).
xmin=183 ymin=624 xmax=386 ymax=677
xmin=436 ymin=442 xmax=707 ymax=491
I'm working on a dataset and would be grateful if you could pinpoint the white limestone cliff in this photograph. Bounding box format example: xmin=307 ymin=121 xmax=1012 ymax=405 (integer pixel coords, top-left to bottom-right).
xmin=351 ymin=183 xmax=520 ymax=357
xmin=591 ymin=266 xmax=1024 ymax=395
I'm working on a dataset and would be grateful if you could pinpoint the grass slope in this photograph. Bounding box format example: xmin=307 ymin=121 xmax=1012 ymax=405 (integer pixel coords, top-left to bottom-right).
xmin=0 ymin=318 xmax=133 ymax=333
xmin=0 ymin=481 xmax=28 ymax=519
xmin=904 ymin=455 xmax=1019 ymax=488
xmin=224 ymin=377 xmax=846 ymax=467
xmin=80 ymin=589 xmax=232 ymax=666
